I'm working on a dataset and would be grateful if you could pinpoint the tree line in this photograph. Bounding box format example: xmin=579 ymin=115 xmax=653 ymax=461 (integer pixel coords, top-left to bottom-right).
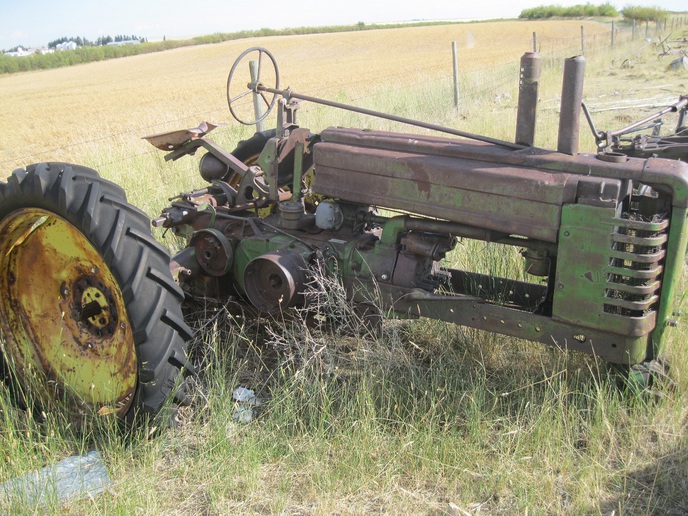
xmin=0 ymin=39 xmax=176 ymax=74
xmin=46 ymin=35 xmax=146 ymax=49
xmin=4 ymin=35 xmax=146 ymax=54
xmin=519 ymin=3 xmax=671 ymax=22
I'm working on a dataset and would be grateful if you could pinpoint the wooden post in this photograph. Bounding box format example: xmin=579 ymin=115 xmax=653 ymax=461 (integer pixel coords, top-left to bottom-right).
xmin=532 ymin=31 xmax=537 ymax=53
xmin=249 ymin=60 xmax=265 ymax=132
xmin=632 ymin=19 xmax=636 ymax=40
xmin=580 ymin=25 xmax=585 ymax=54
xmin=611 ymin=21 xmax=615 ymax=48
xmin=452 ymin=41 xmax=459 ymax=109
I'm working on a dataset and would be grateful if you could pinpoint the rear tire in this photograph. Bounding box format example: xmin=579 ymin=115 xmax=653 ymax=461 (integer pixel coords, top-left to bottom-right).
xmin=0 ymin=163 xmax=194 ymax=426
xmin=231 ymin=129 xmax=277 ymax=164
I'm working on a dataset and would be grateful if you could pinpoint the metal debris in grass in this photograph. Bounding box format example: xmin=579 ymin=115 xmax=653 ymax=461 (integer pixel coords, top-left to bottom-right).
xmin=232 ymin=386 xmax=262 ymax=423
xmin=0 ymin=450 xmax=111 ymax=506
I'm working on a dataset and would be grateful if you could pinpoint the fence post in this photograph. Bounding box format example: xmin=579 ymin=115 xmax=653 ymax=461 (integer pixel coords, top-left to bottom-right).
xmin=452 ymin=41 xmax=460 ymax=109
xmin=533 ymin=31 xmax=537 ymax=53
xmin=632 ymin=19 xmax=636 ymax=40
xmin=611 ymin=21 xmax=615 ymax=48
xmin=580 ymin=25 xmax=585 ymax=54
xmin=249 ymin=60 xmax=265 ymax=132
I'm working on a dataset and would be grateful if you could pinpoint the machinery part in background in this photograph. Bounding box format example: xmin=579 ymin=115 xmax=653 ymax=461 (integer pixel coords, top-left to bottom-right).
xmin=199 ymin=128 xmax=278 ymax=183
xmin=0 ymin=163 xmax=194 ymax=426
xmin=522 ymin=248 xmax=551 ymax=277
xmin=584 ymin=95 xmax=688 ymax=160
xmin=315 ymin=201 xmax=344 ymax=231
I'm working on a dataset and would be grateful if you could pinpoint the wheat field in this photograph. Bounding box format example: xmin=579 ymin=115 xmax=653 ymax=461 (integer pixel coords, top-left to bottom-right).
xmin=0 ymin=20 xmax=611 ymax=172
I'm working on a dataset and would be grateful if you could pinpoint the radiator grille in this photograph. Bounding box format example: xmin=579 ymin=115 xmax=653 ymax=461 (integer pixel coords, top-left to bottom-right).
xmin=605 ymin=214 xmax=668 ymax=316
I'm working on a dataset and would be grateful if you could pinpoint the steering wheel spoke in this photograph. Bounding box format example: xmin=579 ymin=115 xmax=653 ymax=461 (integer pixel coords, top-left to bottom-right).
xmin=259 ymin=91 xmax=272 ymax=108
xmin=229 ymin=88 xmax=253 ymax=104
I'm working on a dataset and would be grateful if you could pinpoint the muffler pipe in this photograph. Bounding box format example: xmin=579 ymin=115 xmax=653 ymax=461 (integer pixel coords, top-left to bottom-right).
xmin=557 ymin=55 xmax=586 ymax=155
xmin=515 ymin=52 xmax=541 ymax=146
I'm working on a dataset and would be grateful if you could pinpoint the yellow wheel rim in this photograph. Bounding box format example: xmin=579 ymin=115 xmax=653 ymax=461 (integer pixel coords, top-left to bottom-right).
xmin=0 ymin=208 xmax=137 ymax=419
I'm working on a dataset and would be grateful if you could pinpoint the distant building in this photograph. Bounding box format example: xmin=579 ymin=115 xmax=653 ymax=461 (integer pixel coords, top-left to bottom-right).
xmin=56 ymin=41 xmax=77 ymax=51
xmin=4 ymin=46 xmax=31 ymax=56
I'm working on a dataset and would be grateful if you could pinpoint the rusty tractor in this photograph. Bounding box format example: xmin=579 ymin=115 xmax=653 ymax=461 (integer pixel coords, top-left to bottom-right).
xmin=1 ymin=47 xmax=687 ymax=427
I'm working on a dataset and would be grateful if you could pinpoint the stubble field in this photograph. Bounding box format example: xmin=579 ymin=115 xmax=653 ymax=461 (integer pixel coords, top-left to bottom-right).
xmin=1 ymin=20 xmax=611 ymax=172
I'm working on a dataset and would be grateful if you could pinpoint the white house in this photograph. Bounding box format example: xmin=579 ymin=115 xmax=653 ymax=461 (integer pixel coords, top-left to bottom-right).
xmin=56 ymin=41 xmax=77 ymax=51
xmin=5 ymin=46 xmax=31 ymax=56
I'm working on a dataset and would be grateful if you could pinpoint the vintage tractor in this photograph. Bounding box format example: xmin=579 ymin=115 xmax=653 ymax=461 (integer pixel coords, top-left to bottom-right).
xmin=1 ymin=47 xmax=687 ymax=427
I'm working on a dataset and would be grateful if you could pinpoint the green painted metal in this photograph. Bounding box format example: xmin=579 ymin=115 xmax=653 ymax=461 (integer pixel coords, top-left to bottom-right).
xmin=650 ymin=207 xmax=688 ymax=359
xmin=554 ymin=204 xmax=620 ymax=330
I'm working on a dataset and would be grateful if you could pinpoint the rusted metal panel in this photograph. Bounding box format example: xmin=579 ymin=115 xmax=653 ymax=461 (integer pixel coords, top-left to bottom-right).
xmin=314 ymin=128 xmax=581 ymax=242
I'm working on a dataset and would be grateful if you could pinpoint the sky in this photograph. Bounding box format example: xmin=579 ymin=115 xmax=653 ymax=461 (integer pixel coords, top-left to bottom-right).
xmin=1 ymin=0 xmax=687 ymax=50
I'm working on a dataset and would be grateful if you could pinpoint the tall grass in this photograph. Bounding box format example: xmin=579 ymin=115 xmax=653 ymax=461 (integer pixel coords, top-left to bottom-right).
xmin=1 ymin=30 xmax=688 ymax=514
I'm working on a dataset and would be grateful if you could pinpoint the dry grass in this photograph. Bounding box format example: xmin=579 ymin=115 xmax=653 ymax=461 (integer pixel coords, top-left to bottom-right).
xmin=2 ymin=18 xmax=688 ymax=515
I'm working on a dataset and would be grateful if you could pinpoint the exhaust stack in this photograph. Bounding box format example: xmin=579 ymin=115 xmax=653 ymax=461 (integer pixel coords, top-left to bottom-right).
xmin=515 ymin=52 xmax=542 ymax=146
xmin=557 ymin=55 xmax=586 ymax=155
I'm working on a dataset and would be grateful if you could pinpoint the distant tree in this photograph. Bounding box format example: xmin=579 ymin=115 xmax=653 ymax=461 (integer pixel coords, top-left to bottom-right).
xmin=598 ymin=3 xmax=618 ymax=16
xmin=621 ymin=6 xmax=668 ymax=22
xmin=47 ymin=36 xmax=97 ymax=48
xmin=114 ymin=35 xmax=143 ymax=42
xmin=519 ymin=3 xmax=618 ymax=19
xmin=48 ymin=37 xmax=69 ymax=49
xmin=0 ymin=54 xmax=20 ymax=72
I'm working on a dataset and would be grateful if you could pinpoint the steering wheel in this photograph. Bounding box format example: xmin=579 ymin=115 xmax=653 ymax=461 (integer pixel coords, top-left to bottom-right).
xmin=226 ymin=47 xmax=280 ymax=126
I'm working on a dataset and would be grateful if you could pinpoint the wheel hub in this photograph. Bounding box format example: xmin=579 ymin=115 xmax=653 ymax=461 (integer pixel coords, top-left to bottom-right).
xmin=70 ymin=276 xmax=118 ymax=337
